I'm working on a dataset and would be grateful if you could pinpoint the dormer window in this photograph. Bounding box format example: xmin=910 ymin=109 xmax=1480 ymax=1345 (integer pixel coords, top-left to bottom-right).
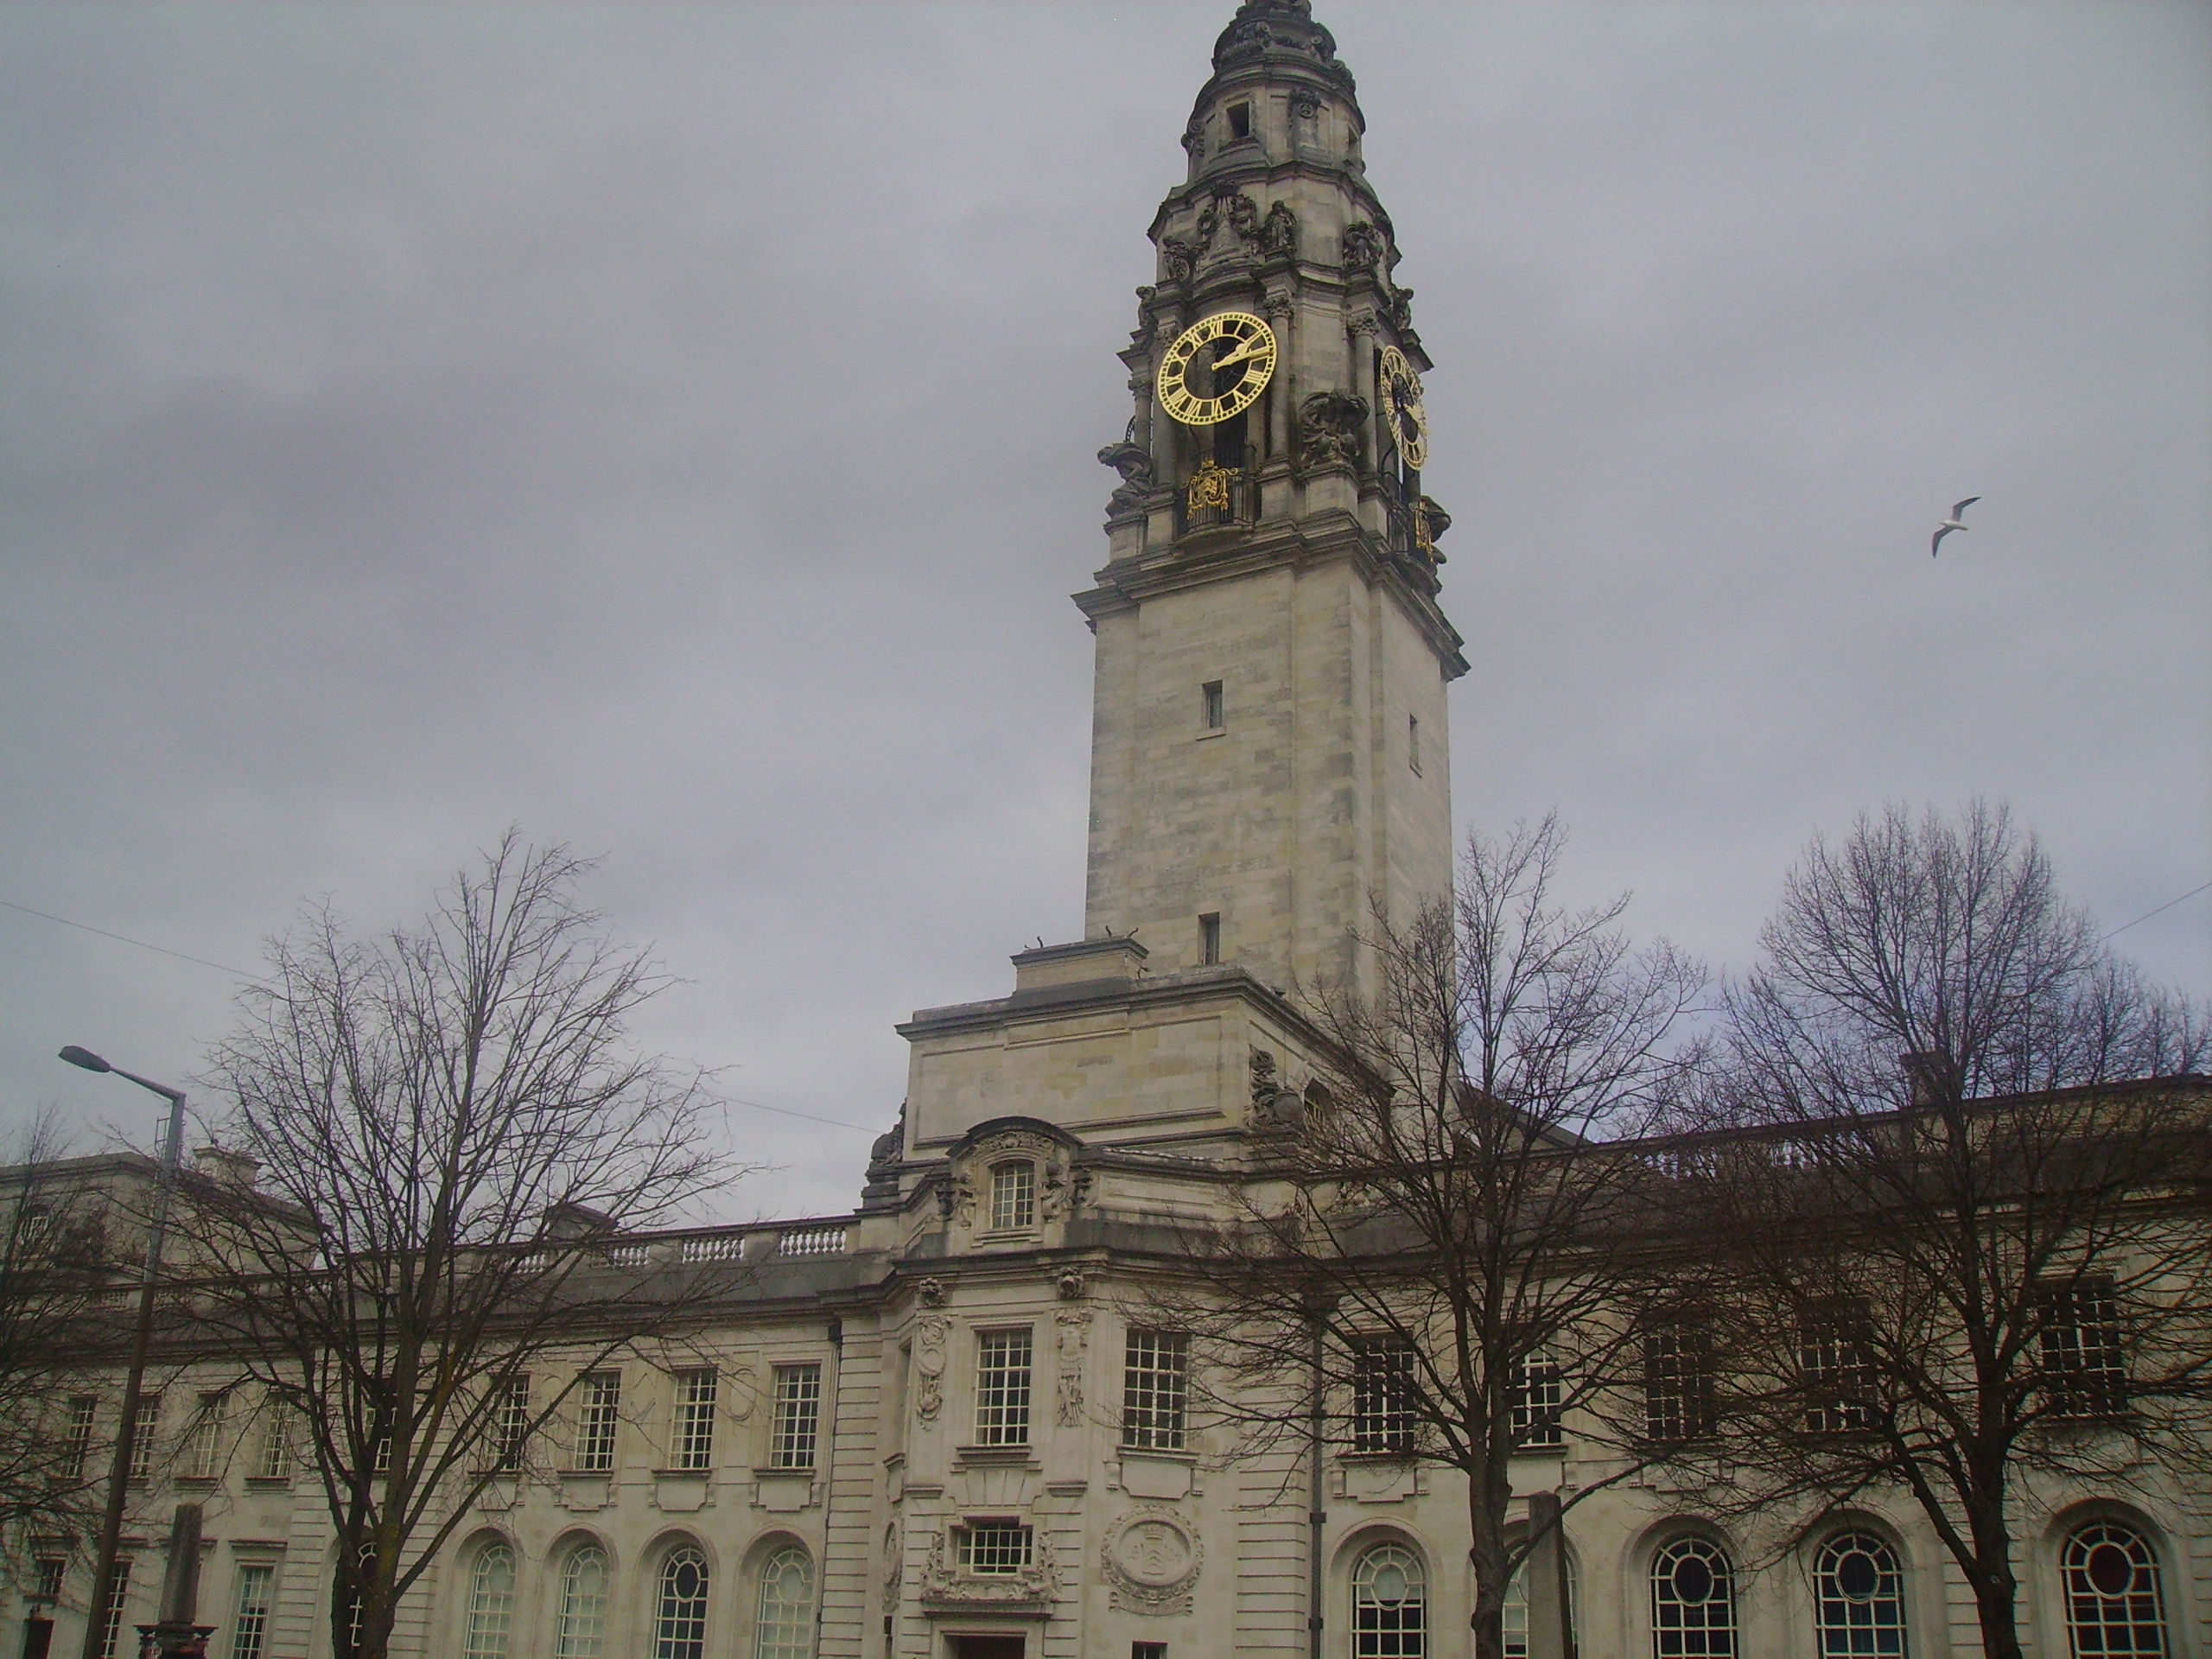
xmin=988 ymin=1160 xmax=1037 ymax=1231
xmin=1227 ymin=101 xmax=1252 ymax=141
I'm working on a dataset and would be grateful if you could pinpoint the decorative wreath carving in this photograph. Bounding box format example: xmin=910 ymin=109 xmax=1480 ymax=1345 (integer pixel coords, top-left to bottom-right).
xmin=919 ymin=1525 xmax=1064 ymax=1607
xmin=1103 ymin=1508 xmax=1203 ymax=1615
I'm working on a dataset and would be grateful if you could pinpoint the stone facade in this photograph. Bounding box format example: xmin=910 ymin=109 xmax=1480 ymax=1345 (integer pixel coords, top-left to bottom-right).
xmin=11 ymin=7 xmax=2209 ymax=1659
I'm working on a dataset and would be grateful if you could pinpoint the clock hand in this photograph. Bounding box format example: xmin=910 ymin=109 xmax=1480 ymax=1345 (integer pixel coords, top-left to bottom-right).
xmin=1211 ymin=338 xmax=1269 ymax=371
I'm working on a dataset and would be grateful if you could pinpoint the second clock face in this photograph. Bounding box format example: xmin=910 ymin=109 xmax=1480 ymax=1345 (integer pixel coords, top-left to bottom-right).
xmin=1378 ymin=345 xmax=1430 ymax=469
xmin=1158 ymin=312 xmax=1278 ymax=426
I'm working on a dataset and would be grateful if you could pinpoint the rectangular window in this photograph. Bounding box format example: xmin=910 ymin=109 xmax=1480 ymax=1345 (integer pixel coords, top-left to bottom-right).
xmin=98 ymin=1560 xmax=131 ymax=1659
xmin=1226 ymin=101 xmax=1252 ymax=140
xmin=2038 ymin=1278 xmax=2128 ymax=1418
xmin=1351 ymin=1338 xmax=1417 ymax=1455
xmin=673 ymin=1370 xmax=717 ymax=1470
xmin=988 ymin=1160 xmax=1037 ymax=1231
xmin=182 ymin=1390 xmax=228 ymax=1481
xmin=230 ymin=1562 xmax=276 ymax=1659
xmin=252 ymin=1398 xmax=293 ymax=1481
xmin=1201 ymin=680 xmax=1225 ymax=731
xmin=974 ymin=1330 xmax=1033 ymax=1446
xmin=1800 ymin=1307 xmax=1878 ymax=1434
xmin=62 ymin=1396 xmax=98 ymax=1481
xmin=769 ymin=1363 xmax=823 ymax=1470
xmin=493 ymin=1376 xmax=531 ymax=1471
xmin=1133 ymin=1646 xmax=1169 ymax=1659
xmin=128 ymin=1394 xmax=161 ymax=1481
xmin=1122 ymin=1329 xmax=1189 ymax=1451
xmin=1643 ymin=1321 xmax=1716 ymax=1443
xmin=35 ymin=1557 xmax=66 ymax=1603
xmin=958 ymin=1521 xmax=1033 ymax=1576
xmin=575 ymin=1372 xmax=621 ymax=1472
xmin=1198 ymin=912 xmax=1222 ymax=966
xmin=1408 ymin=714 xmax=1421 ymax=774
xmin=1510 ymin=1348 xmax=1565 ymax=1450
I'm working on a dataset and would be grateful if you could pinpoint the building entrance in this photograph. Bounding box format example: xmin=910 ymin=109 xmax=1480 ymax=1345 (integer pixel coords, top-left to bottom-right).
xmin=951 ymin=1638 xmax=1025 ymax=1659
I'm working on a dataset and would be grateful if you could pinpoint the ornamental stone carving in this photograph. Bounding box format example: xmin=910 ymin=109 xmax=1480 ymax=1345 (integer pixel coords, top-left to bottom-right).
xmin=1055 ymin=1305 xmax=1091 ymax=1427
xmin=1300 ymin=391 xmax=1368 ymax=468
xmin=1098 ymin=440 xmax=1154 ymax=512
xmin=1341 ymin=219 xmax=1384 ymax=274
xmin=920 ymin=1526 xmax=1064 ymax=1607
xmin=1160 ymin=236 xmax=1196 ymax=285
xmin=914 ymin=1313 xmax=949 ymax=1422
xmin=1103 ymin=1509 xmax=1203 ymax=1615
xmin=1260 ymin=200 xmax=1298 ymax=257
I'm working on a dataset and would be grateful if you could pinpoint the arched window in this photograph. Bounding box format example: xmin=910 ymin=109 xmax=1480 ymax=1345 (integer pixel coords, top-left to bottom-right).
xmin=2062 ymin=1521 xmax=2168 ymax=1658
xmin=554 ymin=1543 xmax=609 ymax=1659
xmin=461 ymin=1542 xmax=515 ymax=1659
xmin=752 ymin=1545 xmax=817 ymax=1659
xmin=1503 ymin=1551 xmax=1579 ymax=1658
xmin=654 ymin=1547 xmax=710 ymax=1659
xmin=1814 ymin=1533 xmax=1906 ymax=1656
xmin=1351 ymin=1541 xmax=1427 ymax=1658
xmin=1650 ymin=1535 xmax=1736 ymax=1657
xmin=988 ymin=1160 xmax=1036 ymax=1230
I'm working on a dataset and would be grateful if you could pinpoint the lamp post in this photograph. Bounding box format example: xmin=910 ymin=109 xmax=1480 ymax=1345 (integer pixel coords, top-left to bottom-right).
xmin=56 ymin=1046 xmax=188 ymax=1659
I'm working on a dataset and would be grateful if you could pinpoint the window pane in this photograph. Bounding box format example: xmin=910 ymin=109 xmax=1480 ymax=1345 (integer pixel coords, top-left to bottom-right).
xmin=1352 ymin=1339 xmax=1416 ymax=1454
xmin=975 ymin=1331 xmax=1033 ymax=1446
xmin=461 ymin=1543 xmax=515 ymax=1659
xmin=1650 ymin=1537 xmax=1735 ymax=1658
xmin=655 ymin=1548 xmax=709 ymax=1659
xmin=771 ymin=1364 xmax=823 ymax=1470
xmin=493 ymin=1377 xmax=531 ymax=1471
xmin=1351 ymin=1543 xmax=1427 ymax=1658
xmin=229 ymin=1563 xmax=275 ymax=1659
xmin=1503 ymin=1552 xmax=1578 ymax=1658
xmin=989 ymin=1162 xmax=1037 ymax=1230
xmin=555 ymin=1545 xmax=609 ymax=1659
xmin=2062 ymin=1522 xmax=2168 ymax=1658
xmin=675 ymin=1371 xmax=717 ymax=1470
xmin=1814 ymin=1533 xmax=1906 ymax=1657
xmin=959 ymin=1523 xmax=1033 ymax=1576
xmin=753 ymin=1546 xmax=817 ymax=1659
xmin=2039 ymin=1281 xmax=2129 ymax=1418
xmin=1510 ymin=1349 xmax=1564 ymax=1450
xmin=98 ymin=1560 xmax=131 ymax=1659
xmin=575 ymin=1373 xmax=620 ymax=1472
xmin=1122 ymin=1329 xmax=1189 ymax=1451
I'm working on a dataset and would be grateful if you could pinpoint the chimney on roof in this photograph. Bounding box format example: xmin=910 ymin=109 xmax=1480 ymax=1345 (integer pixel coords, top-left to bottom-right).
xmin=192 ymin=1145 xmax=260 ymax=1189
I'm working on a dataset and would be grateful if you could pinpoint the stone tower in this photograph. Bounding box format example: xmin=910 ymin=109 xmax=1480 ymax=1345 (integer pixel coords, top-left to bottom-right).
xmin=894 ymin=0 xmax=1462 ymax=1163
xmin=1081 ymin=0 xmax=1467 ymax=997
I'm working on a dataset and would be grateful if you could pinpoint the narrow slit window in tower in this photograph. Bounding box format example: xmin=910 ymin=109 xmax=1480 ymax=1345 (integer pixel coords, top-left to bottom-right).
xmin=1408 ymin=715 xmax=1421 ymax=774
xmin=1198 ymin=913 xmax=1222 ymax=965
xmin=1202 ymin=682 xmax=1224 ymax=732
xmin=1227 ymin=101 xmax=1251 ymax=140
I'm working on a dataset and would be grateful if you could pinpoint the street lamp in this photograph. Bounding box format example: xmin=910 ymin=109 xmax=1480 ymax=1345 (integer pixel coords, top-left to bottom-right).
xmin=57 ymin=1046 xmax=188 ymax=1659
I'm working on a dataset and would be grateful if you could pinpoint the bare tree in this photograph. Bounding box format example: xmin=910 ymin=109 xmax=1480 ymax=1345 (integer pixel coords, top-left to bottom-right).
xmin=1179 ymin=817 xmax=1705 ymax=1659
xmin=1699 ymin=800 xmax=2212 ymax=1659
xmin=187 ymin=834 xmax=739 ymax=1659
xmin=0 ymin=1117 xmax=119 ymax=1581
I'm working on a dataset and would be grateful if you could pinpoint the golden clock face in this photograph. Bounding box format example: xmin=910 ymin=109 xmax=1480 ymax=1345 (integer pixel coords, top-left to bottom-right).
xmin=1157 ymin=311 xmax=1278 ymax=426
xmin=1378 ymin=345 xmax=1430 ymax=470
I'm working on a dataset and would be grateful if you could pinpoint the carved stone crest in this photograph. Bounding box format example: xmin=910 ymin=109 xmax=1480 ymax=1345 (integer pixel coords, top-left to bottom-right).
xmin=1300 ymin=391 xmax=1368 ymax=468
xmin=914 ymin=1313 xmax=949 ymax=1422
xmin=1103 ymin=1509 xmax=1203 ymax=1615
xmin=1160 ymin=236 xmax=1195 ymax=285
xmin=1187 ymin=458 xmax=1235 ymax=516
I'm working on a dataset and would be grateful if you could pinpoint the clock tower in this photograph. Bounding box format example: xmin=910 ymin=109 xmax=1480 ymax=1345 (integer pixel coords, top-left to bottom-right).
xmin=1082 ymin=0 xmax=1466 ymax=997
xmin=894 ymin=0 xmax=1462 ymax=1162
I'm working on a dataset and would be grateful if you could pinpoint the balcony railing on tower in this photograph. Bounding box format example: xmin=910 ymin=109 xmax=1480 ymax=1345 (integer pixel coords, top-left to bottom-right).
xmin=1176 ymin=460 xmax=1257 ymax=535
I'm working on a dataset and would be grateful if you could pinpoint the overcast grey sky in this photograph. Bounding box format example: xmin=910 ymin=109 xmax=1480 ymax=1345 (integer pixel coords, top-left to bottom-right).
xmin=4 ymin=3 xmax=2206 ymax=1222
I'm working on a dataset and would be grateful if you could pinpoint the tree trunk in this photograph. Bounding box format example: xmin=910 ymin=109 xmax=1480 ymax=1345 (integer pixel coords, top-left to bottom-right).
xmin=1964 ymin=1484 xmax=2025 ymax=1659
xmin=1466 ymin=1463 xmax=1513 ymax=1659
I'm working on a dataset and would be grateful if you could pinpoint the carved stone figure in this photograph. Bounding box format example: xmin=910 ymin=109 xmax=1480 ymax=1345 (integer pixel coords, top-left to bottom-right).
xmin=1055 ymin=1305 xmax=1090 ymax=1427
xmin=1226 ymin=192 xmax=1261 ymax=244
xmin=1260 ymin=200 xmax=1298 ymax=257
xmin=868 ymin=1107 xmax=906 ymax=1173
xmin=1300 ymin=391 xmax=1368 ymax=468
xmin=1159 ymin=236 xmax=1195 ymax=285
xmin=1389 ymin=286 xmax=1416 ymax=333
xmin=1249 ymin=1048 xmax=1279 ymax=1107
xmin=916 ymin=1276 xmax=947 ymax=1307
xmin=1290 ymin=90 xmax=1321 ymax=123
xmin=1341 ymin=219 xmax=1384 ymax=274
xmin=1097 ymin=440 xmax=1154 ymax=512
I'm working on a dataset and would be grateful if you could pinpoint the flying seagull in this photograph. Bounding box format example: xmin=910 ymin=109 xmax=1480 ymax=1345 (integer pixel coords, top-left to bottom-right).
xmin=1930 ymin=496 xmax=1980 ymax=556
